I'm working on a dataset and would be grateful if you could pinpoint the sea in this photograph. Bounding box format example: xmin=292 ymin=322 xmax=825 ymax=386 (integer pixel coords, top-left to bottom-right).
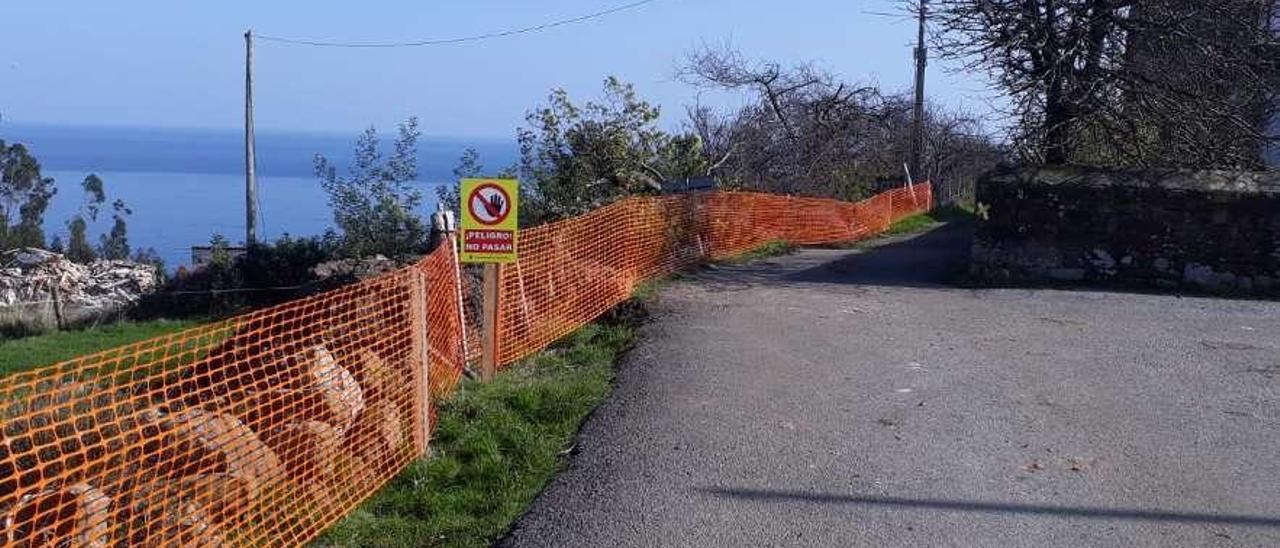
xmin=2 ymin=124 xmax=517 ymax=269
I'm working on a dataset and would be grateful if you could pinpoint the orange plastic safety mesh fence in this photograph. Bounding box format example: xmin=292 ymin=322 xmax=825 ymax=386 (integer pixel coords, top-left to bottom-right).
xmin=496 ymin=183 xmax=932 ymax=365
xmin=421 ymin=244 xmax=469 ymax=402
xmin=0 ymin=183 xmax=928 ymax=547
xmin=0 ymin=260 xmax=445 ymax=546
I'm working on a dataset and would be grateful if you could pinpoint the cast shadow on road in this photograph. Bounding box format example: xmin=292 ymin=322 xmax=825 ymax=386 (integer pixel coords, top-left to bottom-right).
xmin=696 ymin=487 xmax=1280 ymax=527
xmin=786 ymin=222 xmax=975 ymax=288
xmin=692 ymin=220 xmax=1278 ymax=301
xmin=692 ymin=222 xmax=975 ymax=291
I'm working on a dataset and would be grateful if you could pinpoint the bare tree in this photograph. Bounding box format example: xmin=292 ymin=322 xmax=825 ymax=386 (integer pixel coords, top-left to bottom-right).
xmin=1121 ymin=0 xmax=1280 ymax=168
xmin=679 ymin=45 xmax=1002 ymax=203
xmin=929 ymin=0 xmax=1279 ymax=169
xmin=921 ymin=106 xmax=1005 ymax=203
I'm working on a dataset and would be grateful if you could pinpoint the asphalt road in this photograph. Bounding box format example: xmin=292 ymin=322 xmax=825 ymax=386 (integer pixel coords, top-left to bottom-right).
xmin=500 ymin=223 xmax=1280 ymax=548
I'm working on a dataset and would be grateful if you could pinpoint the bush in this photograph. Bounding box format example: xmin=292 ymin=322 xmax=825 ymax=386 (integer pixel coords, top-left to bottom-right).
xmin=134 ymin=234 xmax=339 ymax=319
xmin=517 ymin=77 xmax=707 ymax=224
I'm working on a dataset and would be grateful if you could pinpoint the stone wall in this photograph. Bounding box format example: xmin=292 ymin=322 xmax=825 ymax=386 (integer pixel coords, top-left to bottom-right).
xmin=971 ymin=166 xmax=1280 ymax=296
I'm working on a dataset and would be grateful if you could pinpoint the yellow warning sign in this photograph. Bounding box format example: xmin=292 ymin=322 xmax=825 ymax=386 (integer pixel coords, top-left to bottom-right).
xmin=459 ymin=178 xmax=519 ymax=263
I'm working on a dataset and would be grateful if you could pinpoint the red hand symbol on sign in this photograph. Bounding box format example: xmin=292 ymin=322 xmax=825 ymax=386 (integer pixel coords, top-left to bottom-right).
xmin=468 ymin=183 xmax=512 ymax=226
xmin=480 ymin=193 xmax=505 ymax=218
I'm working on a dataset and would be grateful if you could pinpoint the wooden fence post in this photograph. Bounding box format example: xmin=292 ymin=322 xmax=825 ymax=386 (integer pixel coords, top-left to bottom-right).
xmin=448 ymin=235 xmax=470 ymax=376
xmin=480 ymin=263 xmax=500 ymax=381
xmin=884 ymin=193 xmax=893 ymax=229
xmin=50 ymin=283 xmax=66 ymax=331
xmin=408 ymin=265 xmax=431 ymax=456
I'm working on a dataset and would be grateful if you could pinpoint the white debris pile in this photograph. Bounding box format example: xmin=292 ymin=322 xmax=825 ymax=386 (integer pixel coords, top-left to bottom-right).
xmin=310 ymin=255 xmax=399 ymax=282
xmin=0 ymin=248 xmax=159 ymax=309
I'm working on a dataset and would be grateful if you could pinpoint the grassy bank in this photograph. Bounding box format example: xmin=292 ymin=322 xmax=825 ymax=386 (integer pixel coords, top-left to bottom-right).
xmin=0 ymin=319 xmax=200 ymax=376
xmin=714 ymin=239 xmax=795 ymax=265
xmin=0 ymin=306 xmax=641 ymax=547
xmin=883 ymin=204 xmax=974 ymax=236
xmin=315 ymin=313 xmax=641 ymax=547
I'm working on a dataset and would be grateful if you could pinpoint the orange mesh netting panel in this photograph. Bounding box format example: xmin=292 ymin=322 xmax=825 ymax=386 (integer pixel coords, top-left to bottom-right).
xmin=0 ymin=183 xmax=929 ymax=546
xmin=496 ymin=183 xmax=932 ymax=366
xmin=497 ymin=195 xmax=701 ymax=365
xmin=0 ymin=259 xmax=438 ymax=547
xmin=420 ymin=244 xmax=468 ymax=402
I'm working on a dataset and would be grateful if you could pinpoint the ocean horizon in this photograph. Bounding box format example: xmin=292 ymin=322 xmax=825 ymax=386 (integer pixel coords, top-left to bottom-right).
xmin=3 ymin=123 xmax=518 ymax=269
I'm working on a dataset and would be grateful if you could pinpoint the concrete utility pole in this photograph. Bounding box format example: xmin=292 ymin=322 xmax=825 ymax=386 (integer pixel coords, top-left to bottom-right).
xmin=244 ymin=29 xmax=259 ymax=247
xmin=909 ymin=0 xmax=928 ymax=182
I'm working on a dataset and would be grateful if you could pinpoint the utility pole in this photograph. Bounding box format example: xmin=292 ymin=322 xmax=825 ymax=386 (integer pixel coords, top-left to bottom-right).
xmin=244 ymin=29 xmax=259 ymax=248
xmin=909 ymin=0 xmax=928 ymax=183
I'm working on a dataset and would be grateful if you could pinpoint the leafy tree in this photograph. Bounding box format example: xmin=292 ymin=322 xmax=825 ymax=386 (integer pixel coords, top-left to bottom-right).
xmin=66 ymin=175 xmax=107 ymax=263
xmin=438 ymin=147 xmax=517 ymax=220
xmin=0 ymin=137 xmax=138 ymax=261
xmin=517 ymin=77 xmax=707 ymax=223
xmin=0 ymin=140 xmax=56 ymax=250
xmin=66 ymin=217 xmax=95 ymax=262
xmin=97 ymin=199 xmax=131 ymax=260
xmin=316 ymin=118 xmax=428 ymax=258
xmin=436 ymin=148 xmax=481 ymax=220
xmin=81 ymin=174 xmax=105 ymax=220
xmin=130 ymin=247 xmax=166 ymax=282
xmin=59 ymin=174 xmax=133 ymax=263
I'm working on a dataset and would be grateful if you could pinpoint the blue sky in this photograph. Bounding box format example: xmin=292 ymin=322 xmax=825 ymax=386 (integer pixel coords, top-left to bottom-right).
xmin=0 ymin=0 xmax=1000 ymax=138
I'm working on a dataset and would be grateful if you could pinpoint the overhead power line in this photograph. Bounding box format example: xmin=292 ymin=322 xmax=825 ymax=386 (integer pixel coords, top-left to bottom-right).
xmin=254 ymin=0 xmax=659 ymax=48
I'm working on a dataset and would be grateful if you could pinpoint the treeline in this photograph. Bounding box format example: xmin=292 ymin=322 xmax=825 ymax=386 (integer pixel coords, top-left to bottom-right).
xmin=1 ymin=47 xmax=1006 ymax=300
xmin=178 ymin=60 xmax=993 ymax=311
xmin=0 ymin=139 xmax=158 ymax=266
xmin=28 ymin=1 xmax=1278 ymax=315
xmin=680 ymin=46 xmax=1001 ymax=203
xmin=446 ymin=62 xmax=1002 ymax=228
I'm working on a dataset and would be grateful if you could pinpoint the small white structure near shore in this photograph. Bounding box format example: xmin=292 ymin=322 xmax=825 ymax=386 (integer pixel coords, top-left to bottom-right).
xmin=190 ymin=245 xmax=247 ymax=268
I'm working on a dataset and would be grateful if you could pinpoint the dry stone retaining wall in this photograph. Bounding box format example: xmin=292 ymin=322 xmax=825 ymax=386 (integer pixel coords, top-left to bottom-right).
xmin=971 ymin=166 xmax=1280 ymax=296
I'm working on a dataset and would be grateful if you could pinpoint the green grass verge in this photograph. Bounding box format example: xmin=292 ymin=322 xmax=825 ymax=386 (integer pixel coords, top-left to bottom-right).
xmin=885 ymin=203 xmax=972 ymax=233
xmin=883 ymin=214 xmax=937 ymax=235
xmin=314 ymin=315 xmax=640 ymax=548
xmin=0 ymin=304 xmax=639 ymax=546
xmin=630 ymin=279 xmax=664 ymax=300
xmin=883 ymin=204 xmax=974 ymax=236
xmin=0 ymin=319 xmax=201 ymax=376
xmin=715 ymin=239 xmax=795 ymax=265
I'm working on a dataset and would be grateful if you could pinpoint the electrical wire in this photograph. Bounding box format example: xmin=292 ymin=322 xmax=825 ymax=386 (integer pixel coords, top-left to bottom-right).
xmin=254 ymin=0 xmax=658 ymax=48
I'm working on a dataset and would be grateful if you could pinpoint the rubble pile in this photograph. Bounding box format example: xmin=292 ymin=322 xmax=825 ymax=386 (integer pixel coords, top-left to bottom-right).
xmin=309 ymin=255 xmax=399 ymax=283
xmin=0 ymin=248 xmax=160 ymax=318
